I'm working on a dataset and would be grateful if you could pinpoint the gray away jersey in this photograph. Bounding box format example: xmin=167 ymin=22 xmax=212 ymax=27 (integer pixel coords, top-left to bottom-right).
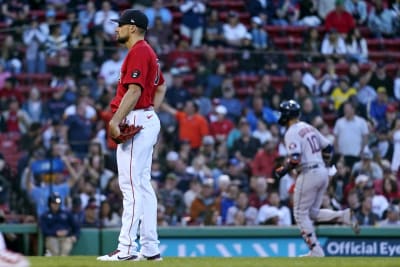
xmin=284 ymin=121 xmax=331 ymax=166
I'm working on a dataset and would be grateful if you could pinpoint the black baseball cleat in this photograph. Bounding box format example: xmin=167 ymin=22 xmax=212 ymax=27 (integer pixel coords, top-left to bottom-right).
xmin=133 ymin=253 xmax=163 ymax=261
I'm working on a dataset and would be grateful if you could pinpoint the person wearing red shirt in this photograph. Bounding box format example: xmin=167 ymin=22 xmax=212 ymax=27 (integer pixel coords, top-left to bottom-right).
xmin=325 ymin=0 xmax=355 ymax=34
xmin=251 ymin=139 xmax=279 ymax=179
xmin=209 ymin=105 xmax=234 ymax=144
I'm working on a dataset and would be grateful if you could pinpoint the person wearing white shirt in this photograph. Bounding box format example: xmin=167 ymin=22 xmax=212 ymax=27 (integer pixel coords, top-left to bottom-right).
xmin=321 ymin=30 xmax=346 ymax=59
xmin=99 ymin=50 xmax=123 ymax=87
xmin=258 ymin=191 xmax=292 ymax=226
xmin=223 ymin=11 xmax=248 ymax=47
xmin=344 ymin=28 xmax=368 ymax=63
xmin=94 ymin=1 xmax=119 ymax=37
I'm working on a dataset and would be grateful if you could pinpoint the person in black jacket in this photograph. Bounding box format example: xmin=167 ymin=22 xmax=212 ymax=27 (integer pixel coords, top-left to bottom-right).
xmin=39 ymin=193 xmax=80 ymax=256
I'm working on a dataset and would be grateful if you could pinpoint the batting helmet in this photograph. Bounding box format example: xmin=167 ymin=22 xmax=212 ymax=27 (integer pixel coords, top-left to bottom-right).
xmin=278 ymin=99 xmax=301 ymax=126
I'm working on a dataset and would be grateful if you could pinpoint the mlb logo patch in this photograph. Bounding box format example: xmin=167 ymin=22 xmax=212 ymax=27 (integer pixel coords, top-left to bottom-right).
xmin=131 ymin=70 xmax=140 ymax=78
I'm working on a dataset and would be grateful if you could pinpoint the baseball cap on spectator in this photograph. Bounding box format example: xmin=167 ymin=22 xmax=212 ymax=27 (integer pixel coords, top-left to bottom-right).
xmin=377 ymin=86 xmax=387 ymax=94
xmin=387 ymin=204 xmax=400 ymax=214
xmin=229 ymin=158 xmax=240 ymax=167
xmin=252 ymin=16 xmax=263 ymax=25
xmin=215 ymin=105 xmax=227 ymax=115
xmin=166 ymin=151 xmax=179 ymax=161
xmin=361 ymin=147 xmax=373 ymax=160
xmin=258 ymin=206 xmax=280 ymax=223
xmin=355 ymin=174 xmax=369 ymax=185
xmin=202 ymin=135 xmax=215 ymax=146
xmin=228 ymin=11 xmax=239 ymax=18
xmin=46 ymin=9 xmax=56 ymax=18
xmin=111 ymin=9 xmax=149 ymax=30
xmin=165 ymin=172 xmax=178 ymax=181
xmin=202 ymin=178 xmax=214 ymax=187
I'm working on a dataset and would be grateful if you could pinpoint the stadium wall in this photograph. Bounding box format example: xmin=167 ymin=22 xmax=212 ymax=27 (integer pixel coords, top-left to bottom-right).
xmin=0 ymin=224 xmax=399 ymax=257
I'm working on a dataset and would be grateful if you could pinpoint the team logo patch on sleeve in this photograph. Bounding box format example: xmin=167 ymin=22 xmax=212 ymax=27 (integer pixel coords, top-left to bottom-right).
xmin=131 ymin=70 xmax=140 ymax=78
xmin=289 ymin=143 xmax=297 ymax=150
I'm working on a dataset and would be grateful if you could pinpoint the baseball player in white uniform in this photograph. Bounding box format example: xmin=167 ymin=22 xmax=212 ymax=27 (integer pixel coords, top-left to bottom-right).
xmin=275 ymin=100 xmax=359 ymax=257
xmin=97 ymin=9 xmax=166 ymax=261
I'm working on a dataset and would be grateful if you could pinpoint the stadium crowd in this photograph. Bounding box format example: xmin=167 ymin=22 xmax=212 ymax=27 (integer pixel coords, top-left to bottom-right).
xmin=0 ymin=0 xmax=399 ymax=252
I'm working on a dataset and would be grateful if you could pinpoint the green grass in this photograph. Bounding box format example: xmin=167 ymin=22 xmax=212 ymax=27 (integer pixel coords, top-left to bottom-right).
xmin=28 ymin=256 xmax=400 ymax=267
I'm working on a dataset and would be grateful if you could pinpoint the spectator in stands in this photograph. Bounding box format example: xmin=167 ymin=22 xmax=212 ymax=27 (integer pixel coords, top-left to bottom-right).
xmin=266 ymin=191 xmax=292 ymax=226
xmin=218 ymin=182 xmax=240 ymax=224
xmin=390 ymin=0 xmax=400 ymax=36
xmin=252 ymin=119 xmax=273 ymax=145
xmin=0 ymin=64 xmax=11 ymax=91
xmin=381 ymin=175 xmax=400 ymax=203
xmin=321 ymin=29 xmax=347 ymax=62
xmin=0 ymin=35 xmax=22 ymax=74
xmin=368 ymin=0 xmax=397 ymax=38
xmin=300 ymin=27 xmax=323 ymax=63
xmin=379 ymin=204 xmax=400 ymax=226
xmin=162 ymin=100 xmax=209 ymax=150
xmin=144 ymin=0 xmax=172 ymax=28
xmin=237 ymin=33 xmax=259 ymax=75
xmin=367 ymin=63 xmax=394 ymax=99
xmin=226 ymin=191 xmax=258 ymax=225
xmin=203 ymin=9 xmax=224 ymax=47
xmin=391 ymin=117 xmax=400 ymax=172
xmin=189 ymin=178 xmax=218 ymax=225
xmin=22 ymin=19 xmax=48 ymax=74
xmin=147 ymin=16 xmax=174 ymax=55
xmin=99 ymin=199 xmax=121 ymax=227
xmin=273 ymin=0 xmax=301 ymax=26
xmin=231 ymin=117 xmax=261 ymax=165
xmin=93 ymin=1 xmax=118 ymax=40
xmin=317 ymin=0 xmax=336 ymax=19
xmin=251 ymin=138 xmax=279 ymax=178
xmin=355 ymin=74 xmax=377 ymax=106
xmin=363 ymin=181 xmax=389 ymax=219
xmin=78 ymin=1 xmax=96 ymax=35
xmin=209 ymin=105 xmax=234 ymax=144
xmin=1 ymin=0 xmax=29 ymax=27
xmin=348 ymin=62 xmax=361 ymax=86
xmin=167 ymin=38 xmax=197 ymax=74
xmin=250 ymin=16 xmax=268 ymax=50
xmin=333 ymin=101 xmax=369 ymax=167
xmin=330 ymin=75 xmax=357 ymax=110
xmin=299 ymin=96 xmax=322 ymax=124
xmin=249 ymin=177 xmax=269 ymax=209
xmin=351 ymin=147 xmax=383 ymax=180
xmin=46 ymin=24 xmax=68 ymax=58
xmin=344 ymin=28 xmax=368 ymax=63
xmin=247 ymin=0 xmax=275 ymax=23
xmin=325 ymin=0 xmax=355 ymax=34
xmin=39 ymin=193 xmax=79 ymax=256
xmin=218 ymin=77 xmax=242 ymax=122
xmin=246 ymin=96 xmax=278 ymax=131
xmin=158 ymin=173 xmax=186 ymax=225
xmin=99 ymin=50 xmax=123 ymax=87
xmin=165 ymin=72 xmax=191 ymax=110
xmin=22 ymin=87 xmax=46 ymax=123
xmin=344 ymin=0 xmax=367 ymax=25
xmin=370 ymin=86 xmax=390 ymax=127
xmin=281 ymin=69 xmax=303 ymax=101
xmin=64 ymin=100 xmax=95 ymax=158
xmin=81 ymin=198 xmax=100 ymax=227
xmin=157 ymin=204 xmax=169 ymax=226
xmin=223 ymin=11 xmax=248 ymax=48
xmin=0 ymin=97 xmax=31 ymax=134
xmin=183 ymin=178 xmax=201 ymax=213
xmin=355 ymin=195 xmax=379 ymax=225
xmin=253 ymin=74 xmax=276 ymax=106
xmin=179 ymin=0 xmax=206 ymax=47
xmin=298 ymin=0 xmax=321 ymax=27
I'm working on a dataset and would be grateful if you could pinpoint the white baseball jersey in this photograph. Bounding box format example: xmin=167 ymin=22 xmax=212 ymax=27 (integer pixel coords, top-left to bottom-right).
xmin=284 ymin=121 xmax=331 ymax=167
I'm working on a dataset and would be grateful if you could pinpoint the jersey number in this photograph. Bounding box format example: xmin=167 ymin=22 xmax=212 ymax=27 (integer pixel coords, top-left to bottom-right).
xmin=307 ymin=135 xmax=321 ymax=154
xmin=154 ymin=60 xmax=160 ymax=85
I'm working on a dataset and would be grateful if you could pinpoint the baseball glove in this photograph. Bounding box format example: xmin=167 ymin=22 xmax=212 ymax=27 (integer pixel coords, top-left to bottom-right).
xmin=112 ymin=123 xmax=143 ymax=144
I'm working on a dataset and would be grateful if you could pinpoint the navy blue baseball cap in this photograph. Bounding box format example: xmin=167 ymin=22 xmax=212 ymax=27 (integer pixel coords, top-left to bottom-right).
xmin=111 ymin=9 xmax=148 ymax=30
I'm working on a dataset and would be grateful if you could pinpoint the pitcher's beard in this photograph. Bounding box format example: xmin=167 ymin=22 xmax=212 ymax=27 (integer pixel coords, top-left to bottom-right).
xmin=117 ymin=35 xmax=128 ymax=44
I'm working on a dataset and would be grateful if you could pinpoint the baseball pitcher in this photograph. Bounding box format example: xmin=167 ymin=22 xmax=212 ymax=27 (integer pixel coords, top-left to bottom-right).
xmin=97 ymin=9 xmax=165 ymax=261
